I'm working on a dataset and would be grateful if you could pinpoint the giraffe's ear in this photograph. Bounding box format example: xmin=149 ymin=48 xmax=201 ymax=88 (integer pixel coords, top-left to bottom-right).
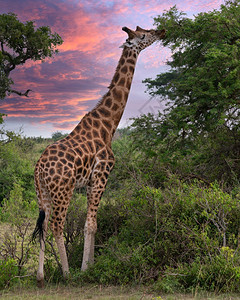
xmin=136 ymin=26 xmax=144 ymax=31
xmin=155 ymin=29 xmax=166 ymax=39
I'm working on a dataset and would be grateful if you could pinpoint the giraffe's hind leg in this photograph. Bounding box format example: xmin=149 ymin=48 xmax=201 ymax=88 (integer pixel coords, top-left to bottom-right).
xmin=34 ymin=176 xmax=51 ymax=288
xmin=50 ymin=188 xmax=74 ymax=278
xmin=36 ymin=213 xmax=49 ymax=288
xmin=54 ymin=234 xmax=69 ymax=278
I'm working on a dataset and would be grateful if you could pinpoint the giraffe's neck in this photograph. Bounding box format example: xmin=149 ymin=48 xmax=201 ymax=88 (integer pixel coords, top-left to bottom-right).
xmin=70 ymin=47 xmax=139 ymax=144
xmin=93 ymin=46 xmax=139 ymax=137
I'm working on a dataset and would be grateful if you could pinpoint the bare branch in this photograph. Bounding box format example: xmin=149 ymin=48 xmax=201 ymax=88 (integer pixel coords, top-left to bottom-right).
xmin=46 ymin=238 xmax=62 ymax=273
xmin=9 ymin=89 xmax=33 ymax=97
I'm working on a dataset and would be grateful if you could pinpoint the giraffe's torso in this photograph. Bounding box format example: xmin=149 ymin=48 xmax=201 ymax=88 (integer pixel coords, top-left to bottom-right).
xmin=35 ymin=110 xmax=115 ymax=201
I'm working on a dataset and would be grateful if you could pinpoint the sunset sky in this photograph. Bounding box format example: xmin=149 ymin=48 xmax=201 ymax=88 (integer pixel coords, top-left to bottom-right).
xmin=1 ymin=0 xmax=224 ymax=137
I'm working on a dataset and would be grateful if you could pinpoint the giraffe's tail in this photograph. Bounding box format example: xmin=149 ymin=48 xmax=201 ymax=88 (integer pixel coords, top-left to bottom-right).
xmin=32 ymin=163 xmax=46 ymax=243
xmin=32 ymin=209 xmax=45 ymax=243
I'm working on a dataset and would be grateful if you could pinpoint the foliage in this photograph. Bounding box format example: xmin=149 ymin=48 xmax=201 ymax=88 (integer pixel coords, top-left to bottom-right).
xmin=0 ymin=12 xmax=63 ymax=109
xmin=0 ymin=182 xmax=37 ymax=222
xmin=51 ymin=131 xmax=68 ymax=142
xmin=0 ymin=128 xmax=239 ymax=292
xmin=0 ymin=258 xmax=18 ymax=289
xmin=129 ymin=112 xmax=240 ymax=188
xmin=0 ymin=176 xmax=62 ymax=289
xmin=0 ymin=180 xmax=38 ymax=284
xmin=69 ymin=179 xmax=240 ymax=291
xmin=0 ymin=4 xmax=240 ymax=291
xmin=145 ymin=1 xmax=240 ymax=134
xmin=0 ymin=134 xmax=35 ymax=204
xmin=64 ymin=193 xmax=86 ymax=269
xmin=133 ymin=1 xmax=240 ymax=189
xmin=0 ymin=221 xmax=34 ymax=278
xmin=156 ymin=249 xmax=240 ymax=293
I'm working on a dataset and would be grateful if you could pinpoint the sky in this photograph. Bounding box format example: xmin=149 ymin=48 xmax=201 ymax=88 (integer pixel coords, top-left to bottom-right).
xmin=0 ymin=0 xmax=225 ymax=137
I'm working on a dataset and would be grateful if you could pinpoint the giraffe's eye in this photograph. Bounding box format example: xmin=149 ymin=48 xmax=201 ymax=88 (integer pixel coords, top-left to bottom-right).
xmin=141 ymin=34 xmax=145 ymax=40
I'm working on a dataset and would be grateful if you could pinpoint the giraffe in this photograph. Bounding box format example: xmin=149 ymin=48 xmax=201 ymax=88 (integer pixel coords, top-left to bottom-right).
xmin=32 ymin=25 xmax=165 ymax=287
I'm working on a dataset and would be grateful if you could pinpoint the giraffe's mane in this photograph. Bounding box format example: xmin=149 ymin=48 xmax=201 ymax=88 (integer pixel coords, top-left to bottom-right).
xmin=94 ymin=47 xmax=126 ymax=110
xmin=94 ymin=92 xmax=108 ymax=110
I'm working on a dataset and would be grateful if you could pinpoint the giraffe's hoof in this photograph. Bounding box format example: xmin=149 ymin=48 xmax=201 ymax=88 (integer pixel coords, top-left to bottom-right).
xmin=37 ymin=279 xmax=45 ymax=288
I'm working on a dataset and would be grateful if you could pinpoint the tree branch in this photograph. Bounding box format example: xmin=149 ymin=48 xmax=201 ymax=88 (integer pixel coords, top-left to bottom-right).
xmin=1 ymin=42 xmax=14 ymax=63
xmin=9 ymin=89 xmax=32 ymax=97
xmin=46 ymin=238 xmax=62 ymax=274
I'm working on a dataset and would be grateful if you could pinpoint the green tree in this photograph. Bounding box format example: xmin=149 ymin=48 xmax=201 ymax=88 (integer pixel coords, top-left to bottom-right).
xmin=51 ymin=131 xmax=67 ymax=142
xmin=145 ymin=1 xmax=240 ymax=134
xmin=0 ymin=13 xmax=63 ymax=100
xmin=130 ymin=111 xmax=240 ymax=187
xmin=137 ymin=1 xmax=240 ymax=187
xmin=0 ymin=134 xmax=35 ymax=204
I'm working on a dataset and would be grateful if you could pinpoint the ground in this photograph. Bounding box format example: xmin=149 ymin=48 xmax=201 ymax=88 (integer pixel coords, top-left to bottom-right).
xmin=1 ymin=285 xmax=240 ymax=300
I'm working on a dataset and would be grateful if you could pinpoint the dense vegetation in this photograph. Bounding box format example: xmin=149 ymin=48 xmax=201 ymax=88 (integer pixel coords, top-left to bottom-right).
xmin=0 ymin=125 xmax=239 ymax=293
xmin=0 ymin=0 xmax=239 ymax=294
xmin=0 ymin=12 xmax=63 ymax=122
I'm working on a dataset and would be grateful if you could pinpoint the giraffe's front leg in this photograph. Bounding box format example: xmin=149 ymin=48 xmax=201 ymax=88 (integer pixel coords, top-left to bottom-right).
xmin=50 ymin=186 xmax=74 ymax=278
xmin=81 ymin=206 xmax=96 ymax=271
xmin=81 ymin=184 xmax=104 ymax=271
xmin=81 ymin=158 xmax=114 ymax=271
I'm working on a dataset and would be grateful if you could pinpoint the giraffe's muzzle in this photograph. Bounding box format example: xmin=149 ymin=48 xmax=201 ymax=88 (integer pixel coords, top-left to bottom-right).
xmin=122 ymin=27 xmax=130 ymax=33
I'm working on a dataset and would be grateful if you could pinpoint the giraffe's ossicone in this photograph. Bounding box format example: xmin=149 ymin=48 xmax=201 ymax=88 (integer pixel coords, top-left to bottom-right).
xmin=32 ymin=25 xmax=165 ymax=287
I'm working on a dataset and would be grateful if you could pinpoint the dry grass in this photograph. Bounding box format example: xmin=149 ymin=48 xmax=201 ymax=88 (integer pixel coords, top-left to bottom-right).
xmin=1 ymin=285 xmax=240 ymax=300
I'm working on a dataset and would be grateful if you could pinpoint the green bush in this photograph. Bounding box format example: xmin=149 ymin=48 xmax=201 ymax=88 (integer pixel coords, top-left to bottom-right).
xmin=0 ymin=182 xmax=37 ymax=222
xmin=156 ymin=247 xmax=240 ymax=293
xmin=0 ymin=136 xmax=35 ymax=204
xmin=64 ymin=192 xmax=87 ymax=269
xmin=71 ymin=179 xmax=240 ymax=290
xmin=0 ymin=183 xmax=38 ymax=286
xmin=0 ymin=126 xmax=239 ymax=293
xmin=0 ymin=258 xmax=18 ymax=289
xmin=79 ymin=237 xmax=159 ymax=285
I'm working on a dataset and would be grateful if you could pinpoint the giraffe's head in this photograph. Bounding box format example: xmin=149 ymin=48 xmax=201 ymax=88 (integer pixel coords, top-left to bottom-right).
xmin=120 ymin=26 xmax=165 ymax=51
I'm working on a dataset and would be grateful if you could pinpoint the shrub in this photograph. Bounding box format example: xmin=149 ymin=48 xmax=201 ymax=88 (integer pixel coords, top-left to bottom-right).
xmin=0 ymin=183 xmax=38 ymax=286
xmin=155 ymin=248 xmax=240 ymax=293
xmin=0 ymin=258 xmax=18 ymax=289
xmin=64 ymin=192 xmax=87 ymax=269
xmin=0 ymin=182 xmax=37 ymax=222
xmin=0 ymin=137 xmax=35 ymax=204
xmin=71 ymin=179 xmax=240 ymax=290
